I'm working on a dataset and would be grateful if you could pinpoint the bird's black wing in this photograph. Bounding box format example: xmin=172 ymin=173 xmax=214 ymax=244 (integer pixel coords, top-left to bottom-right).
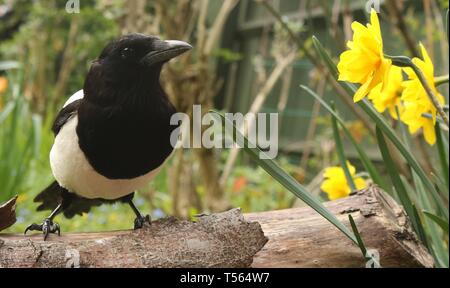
xmin=51 ymin=99 xmax=82 ymax=135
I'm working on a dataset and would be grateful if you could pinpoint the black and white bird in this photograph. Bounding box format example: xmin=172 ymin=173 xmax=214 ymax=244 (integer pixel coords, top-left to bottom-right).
xmin=24 ymin=33 xmax=192 ymax=240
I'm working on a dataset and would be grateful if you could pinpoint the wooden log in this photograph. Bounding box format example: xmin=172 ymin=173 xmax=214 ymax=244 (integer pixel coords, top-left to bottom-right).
xmin=0 ymin=196 xmax=17 ymax=232
xmin=0 ymin=209 xmax=267 ymax=268
xmin=0 ymin=186 xmax=433 ymax=268
xmin=247 ymin=186 xmax=434 ymax=268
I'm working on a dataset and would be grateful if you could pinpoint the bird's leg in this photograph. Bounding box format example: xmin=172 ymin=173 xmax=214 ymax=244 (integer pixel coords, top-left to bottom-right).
xmin=127 ymin=199 xmax=151 ymax=229
xmin=24 ymin=203 xmax=62 ymax=240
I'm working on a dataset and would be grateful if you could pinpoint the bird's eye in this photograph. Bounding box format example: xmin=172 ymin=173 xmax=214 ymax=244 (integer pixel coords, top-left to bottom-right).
xmin=121 ymin=47 xmax=134 ymax=59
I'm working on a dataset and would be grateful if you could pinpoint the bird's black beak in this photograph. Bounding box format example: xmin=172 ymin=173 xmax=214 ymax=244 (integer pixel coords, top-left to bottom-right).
xmin=141 ymin=40 xmax=192 ymax=66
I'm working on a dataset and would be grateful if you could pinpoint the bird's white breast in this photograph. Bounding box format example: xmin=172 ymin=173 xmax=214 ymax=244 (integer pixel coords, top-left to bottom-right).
xmin=49 ymin=107 xmax=160 ymax=200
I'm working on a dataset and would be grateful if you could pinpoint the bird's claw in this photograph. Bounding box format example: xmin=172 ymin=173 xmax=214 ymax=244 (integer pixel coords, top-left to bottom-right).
xmin=24 ymin=218 xmax=60 ymax=240
xmin=134 ymin=214 xmax=151 ymax=229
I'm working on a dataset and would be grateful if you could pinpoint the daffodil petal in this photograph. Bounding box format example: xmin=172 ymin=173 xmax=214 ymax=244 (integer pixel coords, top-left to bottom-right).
xmin=353 ymin=75 xmax=373 ymax=102
xmin=354 ymin=177 xmax=367 ymax=190
xmin=423 ymin=119 xmax=437 ymax=145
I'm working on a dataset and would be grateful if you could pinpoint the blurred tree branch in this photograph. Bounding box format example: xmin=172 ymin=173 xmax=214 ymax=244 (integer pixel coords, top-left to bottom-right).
xmin=385 ymin=0 xmax=420 ymax=58
xmin=0 ymin=1 xmax=30 ymax=42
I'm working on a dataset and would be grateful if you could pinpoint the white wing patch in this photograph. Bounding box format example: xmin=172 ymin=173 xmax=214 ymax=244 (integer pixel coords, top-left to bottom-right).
xmin=63 ymin=90 xmax=84 ymax=108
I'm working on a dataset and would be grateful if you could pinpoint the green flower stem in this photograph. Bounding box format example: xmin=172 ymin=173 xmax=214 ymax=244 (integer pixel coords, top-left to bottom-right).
xmin=435 ymin=75 xmax=449 ymax=87
xmin=411 ymin=64 xmax=450 ymax=127
xmin=387 ymin=55 xmax=450 ymax=128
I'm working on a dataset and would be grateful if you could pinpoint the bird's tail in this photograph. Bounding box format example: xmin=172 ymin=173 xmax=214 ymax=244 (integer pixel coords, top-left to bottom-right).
xmin=34 ymin=181 xmax=107 ymax=218
xmin=34 ymin=181 xmax=65 ymax=212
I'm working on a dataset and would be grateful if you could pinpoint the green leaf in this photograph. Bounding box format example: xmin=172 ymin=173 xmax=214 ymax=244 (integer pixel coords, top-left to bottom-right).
xmin=397 ymin=104 xmax=447 ymax=265
xmin=348 ymin=215 xmax=366 ymax=256
xmin=414 ymin=171 xmax=448 ymax=267
xmin=0 ymin=102 xmax=15 ymax=125
xmin=32 ymin=114 xmax=42 ymax=157
xmin=423 ymin=206 xmax=449 ymax=267
xmin=348 ymin=214 xmax=381 ymax=268
xmin=211 ymin=110 xmax=358 ymax=245
xmin=436 ymin=125 xmax=449 ymax=190
xmin=331 ymin=103 xmax=356 ymax=191
xmin=376 ymin=126 xmax=427 ymax=245
xmin=430 ymin=173 xmax=449 ymax=203
xmin=312 ymin=36 xmax=338 ymax=78
xmin=424 ymin=211 xmax=449 ymax=234
xmin=300 ymin=85 xmax=389 ymax=192
xmin=358 ymin=95 xmax=445 ymax=221
xmin=411 ymin=204 xmax=430 ymax=249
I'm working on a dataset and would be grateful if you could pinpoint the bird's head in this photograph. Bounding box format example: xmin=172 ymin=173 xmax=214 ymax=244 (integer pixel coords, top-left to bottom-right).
xmin=99 ymin=33 xmax=192 ymax=68
xmin=86 ymin=33 xmax=192 ymax=99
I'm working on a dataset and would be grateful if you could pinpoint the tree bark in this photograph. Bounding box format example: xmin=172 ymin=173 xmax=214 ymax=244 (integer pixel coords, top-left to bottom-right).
xmin=0 ymin=209 xmax=266 ymax=268
xmin=0 ymin=187 xmax=433 ymax=268
xmin=0 ymin=196 xmax=17 ymax=232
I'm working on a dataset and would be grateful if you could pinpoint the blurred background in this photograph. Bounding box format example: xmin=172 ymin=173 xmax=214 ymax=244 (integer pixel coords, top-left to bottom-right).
xmin=0 ymin=0 xmax=448 ymax=233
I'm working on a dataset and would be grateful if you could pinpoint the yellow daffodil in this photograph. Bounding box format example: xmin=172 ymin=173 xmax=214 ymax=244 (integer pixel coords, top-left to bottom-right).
xmin=0 ymin=76 xmax=7 ymax=110
xmin=320 ymin=162 xmax=367 ymax=200
xmin=0 ymin=77 xmax=7 ymax=94
xmin=348 ymin=120 xmax=368 ymax=143
xmin=401 ymin=44 xmax=445 ymax=145
xmin=337 ymin=10 xmax=391 ymax=102
xmin=368 ymin=66 xmax=404 ymax=119
xmin=16 ymin=194 xmax=28 ymax=204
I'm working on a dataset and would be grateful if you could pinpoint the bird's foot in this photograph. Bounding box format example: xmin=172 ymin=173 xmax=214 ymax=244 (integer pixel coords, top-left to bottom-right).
xmin=24 ymin=218 xmax=60 ymax=240
xmin=134 ymin=214 xmax=151 ymax=229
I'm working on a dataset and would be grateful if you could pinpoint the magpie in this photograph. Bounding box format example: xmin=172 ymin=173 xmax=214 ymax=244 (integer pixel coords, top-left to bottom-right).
xmin=24 ymin=33 xmax=192 ymax=240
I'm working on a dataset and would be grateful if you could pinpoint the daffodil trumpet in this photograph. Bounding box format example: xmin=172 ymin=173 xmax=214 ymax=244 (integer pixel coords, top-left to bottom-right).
xmin=386 ymin=54 xmax=449 ymax=128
